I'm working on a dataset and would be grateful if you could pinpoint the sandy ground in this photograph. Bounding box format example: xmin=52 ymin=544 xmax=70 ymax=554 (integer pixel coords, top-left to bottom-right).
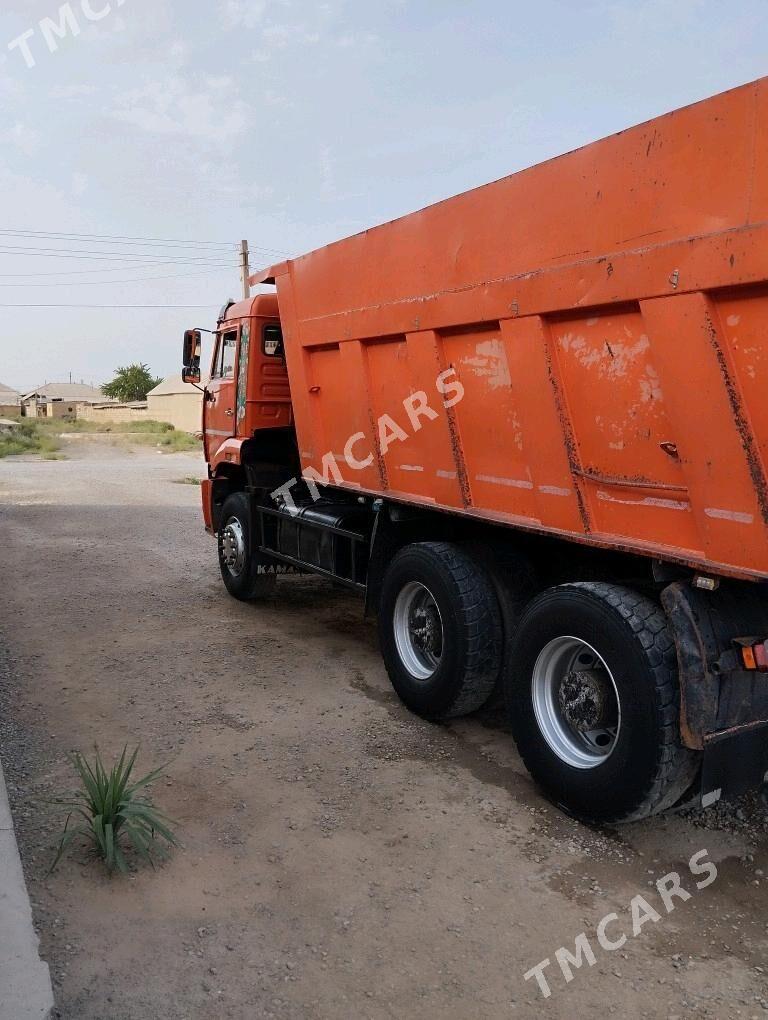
xmin=1 ymin=436 xmax=768 ymax=1019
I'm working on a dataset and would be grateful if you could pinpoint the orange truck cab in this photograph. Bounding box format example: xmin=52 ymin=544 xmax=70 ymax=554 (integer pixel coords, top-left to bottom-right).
xmin=184 ymin=294 xmax=294 ymax=532
xmin=182 ymin=77 xmax=768 ymax=825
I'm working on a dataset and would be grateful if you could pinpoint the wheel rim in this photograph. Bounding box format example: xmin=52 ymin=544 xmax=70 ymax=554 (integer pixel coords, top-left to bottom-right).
xmin=531 ymin=636 xmax=621 ymax=769
xmin=393 ymin=581 xmax=444 ymax=681
xmin=221 ymin=516 xmax=246 ymax=576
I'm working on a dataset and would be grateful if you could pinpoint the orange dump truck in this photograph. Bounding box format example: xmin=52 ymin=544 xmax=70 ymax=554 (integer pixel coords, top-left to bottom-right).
xmin=182 ymin=77 xmax=768 ymax=823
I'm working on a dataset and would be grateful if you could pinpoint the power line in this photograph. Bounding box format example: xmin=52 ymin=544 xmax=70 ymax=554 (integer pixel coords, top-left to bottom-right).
xmin=0 ymin=246 xmax=238 ymax=265
xmin=0 ymin=303 xmax=217 ymax=308
xmin=0 ymin=228 xmax=291 ymax=256
xmin=0 ymin=229 xmax=235 ymax=249
xmin=0 ymin=268 xmax=235 ymax=287
xmin=0 ymin=243 xmax=238 ymax=260
xmin=0 ymin=259 xmax=237 ymax=278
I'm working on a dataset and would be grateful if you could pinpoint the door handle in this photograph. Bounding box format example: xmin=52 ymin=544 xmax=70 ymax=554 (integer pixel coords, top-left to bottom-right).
xmin=225 ymin=409 xmax=234 ymax=417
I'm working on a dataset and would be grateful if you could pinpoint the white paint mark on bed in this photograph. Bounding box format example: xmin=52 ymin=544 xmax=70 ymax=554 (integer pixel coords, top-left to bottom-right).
xmin=704 ymin=507 xmax=754 ymax=524
xmin=461 ymin=338 xmax=511 ymax=390
xmin=539 ymin=485 xmax=572 ymax=497
xmin=477 ymin=474 xmax=534 ymax=490
xmin=597 ymin=491 xmax=690 ymax=511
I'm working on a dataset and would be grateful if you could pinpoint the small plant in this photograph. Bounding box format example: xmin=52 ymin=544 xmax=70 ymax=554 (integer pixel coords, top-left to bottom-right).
xmin=51 ymin=746 xmax=177 ymax=874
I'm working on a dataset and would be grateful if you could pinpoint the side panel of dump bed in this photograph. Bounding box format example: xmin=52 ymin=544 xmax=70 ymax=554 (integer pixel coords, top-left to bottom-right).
xmin=269 ymin=78 xmax=768 ymax=581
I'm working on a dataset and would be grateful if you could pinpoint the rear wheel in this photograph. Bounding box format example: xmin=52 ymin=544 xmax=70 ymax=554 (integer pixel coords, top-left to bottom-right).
xmin=378 ymin=542 xmax=502 ymax=720
xmin=217 ymin=492 xmax=277 ymax=602
xmin=506 ymin=582 xmax=700 ymax=823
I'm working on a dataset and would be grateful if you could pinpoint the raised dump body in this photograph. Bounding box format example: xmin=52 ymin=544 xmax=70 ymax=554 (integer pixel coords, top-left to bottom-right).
xmin=261 ymin=76 xmax=768 ymax=583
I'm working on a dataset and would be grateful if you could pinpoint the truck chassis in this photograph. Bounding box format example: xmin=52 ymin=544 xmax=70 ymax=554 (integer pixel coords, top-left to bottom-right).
xmin=204 ymin=464 xmax=768 ymax=825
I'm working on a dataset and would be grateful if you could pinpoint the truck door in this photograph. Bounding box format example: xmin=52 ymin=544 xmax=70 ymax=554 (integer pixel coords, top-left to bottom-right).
xmin=204 ymin=326 xmax=239 ymax=462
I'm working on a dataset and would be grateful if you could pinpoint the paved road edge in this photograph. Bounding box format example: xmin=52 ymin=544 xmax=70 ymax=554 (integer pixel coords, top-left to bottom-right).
xmin=0 ymin=760 xmax=54 ymax=1020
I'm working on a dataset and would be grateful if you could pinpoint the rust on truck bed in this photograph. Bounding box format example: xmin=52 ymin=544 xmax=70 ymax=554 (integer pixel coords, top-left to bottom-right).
xmin=256 ymin=77 xmax=768 ymax=583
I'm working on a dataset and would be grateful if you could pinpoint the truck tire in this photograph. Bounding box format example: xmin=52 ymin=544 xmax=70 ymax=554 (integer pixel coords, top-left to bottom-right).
xmin=217 ymin=492 xmax=277 ymax=602
xmin=378 ymin=542 xmax=502 ymax=720
xmin=506 ymin=582 xmax=700 ymax=824
xmin=463 ymin=543 xmax=536 ymax=709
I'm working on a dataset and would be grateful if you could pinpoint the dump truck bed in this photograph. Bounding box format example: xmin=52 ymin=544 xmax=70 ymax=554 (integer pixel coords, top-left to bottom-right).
xmin=262 ymin=77 xmax=768 ymax=582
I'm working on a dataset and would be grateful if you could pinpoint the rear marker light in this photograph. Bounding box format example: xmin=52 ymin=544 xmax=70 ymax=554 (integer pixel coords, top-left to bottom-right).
xmin=755 ymin=643 xmax=768 ymax=671
xmin=742 ymin=645 xmax=758 ymax=670
xmin=739 ymin=640 xmax=768 ymax=672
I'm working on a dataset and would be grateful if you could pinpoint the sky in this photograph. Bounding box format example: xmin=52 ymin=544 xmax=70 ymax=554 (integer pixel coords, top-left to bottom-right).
xmin=0 ymin=0 xmax=767 ymax=391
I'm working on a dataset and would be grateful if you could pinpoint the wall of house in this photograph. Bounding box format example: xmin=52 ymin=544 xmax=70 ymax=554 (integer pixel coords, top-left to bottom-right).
xmin=45 ymin=402 xmax=78 ymax=419
xmin=77 ymin=403 xmax=149 ymax=425
xmin=147 ymin=392 xmax=202 ymax=433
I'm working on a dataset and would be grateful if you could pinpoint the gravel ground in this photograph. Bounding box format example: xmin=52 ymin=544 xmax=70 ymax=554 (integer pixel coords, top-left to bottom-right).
xmin=1 ymin=436 xmax=768 ymax=1019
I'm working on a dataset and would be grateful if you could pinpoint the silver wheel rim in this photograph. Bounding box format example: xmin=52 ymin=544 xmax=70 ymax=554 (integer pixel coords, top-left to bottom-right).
xmin=393 ymin=581 xmax=444 ymax=681
xmin=531 ymin=636 xmax=621 ymax=769
xmin=221 ymin=516 xmax=246 ymax=576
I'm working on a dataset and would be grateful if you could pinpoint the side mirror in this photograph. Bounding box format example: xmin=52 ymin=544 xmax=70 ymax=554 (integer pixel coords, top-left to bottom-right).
xmin=182 ymin=329 xmax=202 ymax=384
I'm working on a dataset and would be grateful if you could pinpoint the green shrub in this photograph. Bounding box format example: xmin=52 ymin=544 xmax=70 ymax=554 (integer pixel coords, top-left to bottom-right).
xmin=0 ymin=420 xmax=60 ymax=459
xmin=52 ymin=746 xmax=177 ymax=874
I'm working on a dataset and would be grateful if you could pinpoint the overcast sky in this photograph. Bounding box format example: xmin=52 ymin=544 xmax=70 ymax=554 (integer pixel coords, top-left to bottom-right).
xmin=0 ymin=0 xmax=766 ymax=391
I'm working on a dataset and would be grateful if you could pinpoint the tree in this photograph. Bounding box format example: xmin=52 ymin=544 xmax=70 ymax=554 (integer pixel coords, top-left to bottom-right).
xmin=102 ymin=363 xmax=163 ymax=403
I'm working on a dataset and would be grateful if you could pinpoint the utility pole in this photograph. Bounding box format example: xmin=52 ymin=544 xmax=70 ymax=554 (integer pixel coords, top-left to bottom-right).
xmin=240 ymin=240 xmax=251 ymax=301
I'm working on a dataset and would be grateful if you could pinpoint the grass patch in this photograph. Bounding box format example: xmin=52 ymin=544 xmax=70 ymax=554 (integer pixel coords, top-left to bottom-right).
xmin=10 ymin=416 xmax=200 ymax=453
xmin=52 ymin=746 xmax=177 ymax=875
xmin=158 ymin=431 xmax=201 ymax=452
xmin=173 ymin=476 xmax=202 ymax=485
xmin=41 ymin=418 xmax=176 ymax=435
xmin=0 ymin=420 xmax=60 ymax=459
xmin=130 ymin=429 xmax=200 ymax=452
xmin=36 ymin=417 xmax=100 ymax=433
xmin=114 ymin=419 xmax=175 ymax=434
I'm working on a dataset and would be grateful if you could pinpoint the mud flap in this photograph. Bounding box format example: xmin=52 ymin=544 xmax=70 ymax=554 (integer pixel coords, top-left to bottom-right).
xmin=701 ymin=723 xmax=768 ymax=807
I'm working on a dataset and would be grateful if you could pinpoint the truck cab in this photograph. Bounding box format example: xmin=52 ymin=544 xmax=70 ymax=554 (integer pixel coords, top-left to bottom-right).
xmin=184 ymin=293 xmax=292 ymax=469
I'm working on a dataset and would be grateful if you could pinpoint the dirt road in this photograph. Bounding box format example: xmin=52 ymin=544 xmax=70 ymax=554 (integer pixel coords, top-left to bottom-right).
xmin=1 ymin=437 xmax=767 ymax=1019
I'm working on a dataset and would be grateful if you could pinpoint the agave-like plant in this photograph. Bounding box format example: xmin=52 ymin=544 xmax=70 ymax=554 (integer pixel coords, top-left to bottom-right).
xmin=51 ymin=746 xmax=178 ymax=874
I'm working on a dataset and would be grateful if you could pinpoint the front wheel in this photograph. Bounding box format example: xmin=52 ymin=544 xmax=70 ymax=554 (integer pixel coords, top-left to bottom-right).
xmin=378 ymin=542 xmax=502 ymax=720
xmin=505 ymin=582 xmax=700 ymax=824
xmin=217 ymin=492 xmax=277 ymax=602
